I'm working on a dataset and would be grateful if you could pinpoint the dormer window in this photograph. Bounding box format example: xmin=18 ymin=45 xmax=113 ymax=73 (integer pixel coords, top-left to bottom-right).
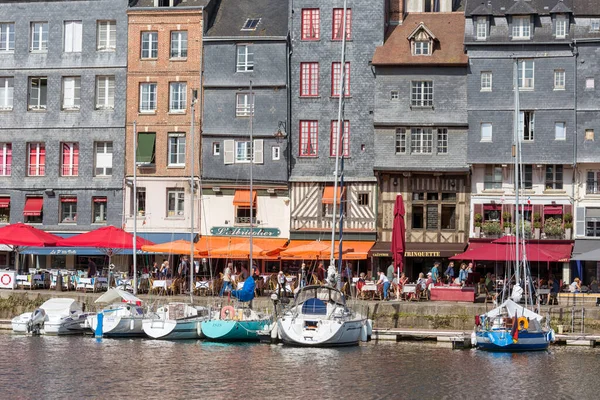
xmin=155 ymin=0 xmax=174 ymax=7
xmin=512 ymin=16 xmax=530 ymax=40
xmin=413 ymin=40 xmax=430 ymax=56
xmin=476 ymin=17 xmax=487 ymax=40
xmin=408 ymin=23 xmax=436 ymax=57
xmin=242 ymin=19 xmax=260 ymax=31
xmin=555 ymin=14 xmax=567 ymax=38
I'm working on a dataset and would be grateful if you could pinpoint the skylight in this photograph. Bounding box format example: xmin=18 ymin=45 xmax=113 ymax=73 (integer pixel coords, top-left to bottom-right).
xmin=242 ymin=18 xmax=261 ymax=31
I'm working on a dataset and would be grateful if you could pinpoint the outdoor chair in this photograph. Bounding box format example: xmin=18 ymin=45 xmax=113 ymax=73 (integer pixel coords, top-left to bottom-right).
xmin=549 ymin=292 xmax=559 ymax=305
xmin=484 ymin=287 xmax=494 ymax=304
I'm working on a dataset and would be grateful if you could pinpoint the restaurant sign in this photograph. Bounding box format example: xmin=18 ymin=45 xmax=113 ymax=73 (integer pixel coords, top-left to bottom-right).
xmin=210 ymin=226 xmax=281 ymax=237
xmin=405 ymin=251 xmax=441 ymax=258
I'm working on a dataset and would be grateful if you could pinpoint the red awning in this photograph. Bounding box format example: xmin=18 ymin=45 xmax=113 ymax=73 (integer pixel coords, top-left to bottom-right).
xmin=0 ymin=198 xmax=9 ymax=209
xmin=517 ymin=205 xmax=532 ymax=211
xmin=61 ymin=197 xmax=77 ymax=203
xmin=483 ymin=204 xmax=501 ymax=211
xmin=23 ymin=198 xmax=43 ymax=216
xmin=233 ymin=190 xmax=257 ymax=207
xmin=450 ymin=239 xmax=573 ymax=263
xmin=544 ymin=205 xmax=563 ymax=215
xmin=322 ymin=187 xmax=345 ymax=204
xmin=93 ymin=197 xmax=107 ymax=203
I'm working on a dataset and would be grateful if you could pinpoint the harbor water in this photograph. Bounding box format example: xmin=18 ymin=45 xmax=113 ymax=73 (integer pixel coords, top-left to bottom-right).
xmin=1 ymin=333 xmax=598 ymax=400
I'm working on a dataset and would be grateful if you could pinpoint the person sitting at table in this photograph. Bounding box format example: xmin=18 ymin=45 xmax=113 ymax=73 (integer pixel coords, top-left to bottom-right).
xmin=590 ymin=279 xmax=600 ymax=293
xmin=357 ymin=272 xmax=366 ymax=294
xmin=152 ymin=261 xmax=159 ymax=279
xmin=414 ymin=272 xmax=427 ymax=299
xmin=240 ymin=264 xmax=249 ymax=280
xmin=570 ymin=277 xmax=581 ymax=294
xmin=377 ymin=270 xmax=390 ymax=301
xmin=252 ymin=263 xmax=260 ymax=281
xmin=160 ymin=260 xmax=169 ymax=279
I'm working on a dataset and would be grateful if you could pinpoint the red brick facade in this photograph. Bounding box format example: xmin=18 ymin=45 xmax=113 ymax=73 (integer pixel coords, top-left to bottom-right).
xmin=389 ymin=0 xmax=404 ymax=23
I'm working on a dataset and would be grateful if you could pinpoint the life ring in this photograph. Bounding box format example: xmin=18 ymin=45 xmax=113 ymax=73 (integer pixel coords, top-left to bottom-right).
xmin=1 ymin=274 xmax=11 ymax=286
xmin=221 ymin=306 xmax=235 ymax=320
xmin=517 ymin=317 xmax=529 ymax=331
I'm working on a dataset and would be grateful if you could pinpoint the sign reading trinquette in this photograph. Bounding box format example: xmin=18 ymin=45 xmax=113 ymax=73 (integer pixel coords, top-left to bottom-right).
xmin=210 ymin=227 xmax=281 ymax=237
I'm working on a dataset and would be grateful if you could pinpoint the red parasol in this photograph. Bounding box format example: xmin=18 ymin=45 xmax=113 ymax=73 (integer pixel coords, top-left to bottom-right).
xmin=0 ymin=223 xmax=62 ymax=271
xmin=391 ymin=194 xmax=406 ymax=274
xmin=56 ymin=226 xmax=154 ymax=249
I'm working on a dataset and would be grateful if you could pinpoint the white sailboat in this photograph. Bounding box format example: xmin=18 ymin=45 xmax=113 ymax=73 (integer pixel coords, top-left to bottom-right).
xmin=87 ymin=288 xmax=147 ymax=337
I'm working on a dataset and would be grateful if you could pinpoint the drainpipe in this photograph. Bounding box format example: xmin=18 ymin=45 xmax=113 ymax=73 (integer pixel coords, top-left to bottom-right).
xmin=571 ymin=41 xmax=578 ymax=216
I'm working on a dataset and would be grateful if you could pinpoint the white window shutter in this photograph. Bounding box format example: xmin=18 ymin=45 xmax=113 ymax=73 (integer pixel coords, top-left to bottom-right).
xmin=253 ymin=139 xmax=263 ymax=164
xmin=576 ymin=207 xmax=585 ymax=237
xmin=518 ymin=111 xmax=524 ymax=140
xmin=73 ymin=22 xmax=82 ymax=52
xmin=65 ymin=23 xmax=73 ymax=52
xmin=63 ymin=78 xmax=74 ymax=107
xmin=224 ymin=140 xmax=234 ymax=165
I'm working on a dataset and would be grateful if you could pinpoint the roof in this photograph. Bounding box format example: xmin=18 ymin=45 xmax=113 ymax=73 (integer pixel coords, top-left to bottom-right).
xmin=205 ymin=0 xmax=288 ymax=38
xmin=550 ymin=1 xmax=572 ymax=13
xmin=505 ymin=0 xmax=537 ymax=15
xmin=130 ymin=0 xmax=210 ymax=8
xmin=372 ymin=13 xmax=467 ymax=66
xmin=464 ymin=0 xmax=580 ymax=17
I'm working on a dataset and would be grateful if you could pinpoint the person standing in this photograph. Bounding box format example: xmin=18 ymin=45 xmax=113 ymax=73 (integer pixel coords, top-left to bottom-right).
xmin=378 ymin=270 xmax=390 ymax=301
xmin=299 ymin=263 xmax=307 ymax=289
xmin=444 ymin=262 xmax=455 ymax=284
xmin=430 ymin=261 xmax=440 ymax=284
xmin=458 ymin=263 xmax=468 ymax=285
xmin=87 ymin=258 xmax=97 ymax=278
xmin=277 ymin=270 xmax=287 ymax=298
xmin=219 ymin=262 xmax=233 ymax=296
xmin=386 ymin=262 xmax=395 ymax=283
xmin=317 ymin=262 xmax=326 ymax=284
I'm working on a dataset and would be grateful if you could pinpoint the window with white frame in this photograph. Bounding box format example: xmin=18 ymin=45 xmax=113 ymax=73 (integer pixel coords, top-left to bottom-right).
xmin=411 ymin=81 xmax=433 ymax=107
xmin=481 ymin=71 xmax=492 ymax=91
xmin=554 ymin=69 xmax=565 ymax=90
xmin=94 ymin=141 xmax=113 ymax=176
xmin=437 ymin=128 xmax=448 ymax=154
xmin=167 ymin=189 xmax=185 ymax=217
xmin=134 ymin=187 xmax=146 ymax=216
xmin=235 ymin=141 xmax=252 ymax=162
xmin=586 ymin=171 xmax=600 ymax=194
xmin=0 ymin=77 xmax=13 ymax=110
xmin=519 ymin=111 xmax=535 ymax=141
xmin=413 ymin=40 xmax=430 ymax=55
xmin=236 ymin=93 xmax=253 ymax=117
xmin=27 ymin=142 xmax=45 ymax=176
xmin=555 ymin=15 xmax=567 ymax=38
xmin=97 ymin=20 xmax=116 ymax=50
xmin=62 ymin=77 xmax=81 ymax=110
xmin=512 ymin=16 xmax=530 ymax=39
xmin=223 ymin=139 xmax=263 ymax=164
xmin=586 ymin=77 xmax=595 ymax=90
xmin=93 ymin=197 xmax=107 ymax=223
xmin=301 ymin=8 xmax=320 ymax=40
xmin=236 ymin=44 xmax=254 ymax=72
xmin=331 ymin=62 xmax=350 ymax=97
xmin=168 ymin=133 xmax=186 ymax=166
xmin=30 ymin=22 xmax=48 ymax=51
xmin=213 ymin=142 xmax=220 ymax=156
xmin=330 ymin=120 xmax=349 ymax=157
xmin=0 ymin=143 xmax=11 ymax=176
xmin=592 ymin=20 xmax=600 ymax=32
xmin=60 ymin=197 xmax=77 ymax=223
xmin=481 ymin=122 xmax=492 ymax=142
xmin=170 ymin=31 xmax=187 ymax=58
xmin=96 ymin=76 xmax=115 ymax=109
xmin=0 ymin=23 xmax=15 ymax=52
xmin=555 ymin=122 xmax=566 ymax=140
xmin=169 ymin=82 xmax=187 ymax=112
xmin=395 ymin=128 xmax=406 ymax=153
xmin=141 ymin=31 xmax=158 ymax=59
xmin=332 ymin=8 xmax=352 ymax=40
xmin=61 ymin=142 xmax=79 ymax=176
xmin=517 ymin=60 xmax=534 ymax=89
xmin=586 ymin=208 xmax=600 ymax=237
xmin=545 ymin=165 xmax=563 ymax=190
xmin=410 ymin=128 xmax=433 ymax=154
xmin=484 ymin=165 xmax=503 ymax=190
xmin=476 ymin=17 xmax=487 ymax=40
xmin=64 ymin=21 xmax=82 ymax=52
xmin=299 ymin=120 xmax=318 ymax=157
xmin=300 ymin=62 xmax=319 ymax=96
xmin=139 ymin=83 xmax=157 ymax=112
xmin=28 ymin=77 xmax=47 ymax=110
xmin=272 ymin=146 xmax=280 ymax=161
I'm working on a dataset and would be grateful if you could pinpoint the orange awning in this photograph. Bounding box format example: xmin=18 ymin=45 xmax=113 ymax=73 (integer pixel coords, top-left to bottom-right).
xmin=233 ymin=190 xmax=257 ymax=207
xmin=194 ymin=236 xmax=288 ymax=259
xmin=322 ymin=187 xmax=345 ymax=204
xmin=142 ymin=239 xmax=201 ymax=256
xmin=280 ymin=240 xmax=374 ymax=260
xmin=23 ymin=197 xmax=43 ymax=216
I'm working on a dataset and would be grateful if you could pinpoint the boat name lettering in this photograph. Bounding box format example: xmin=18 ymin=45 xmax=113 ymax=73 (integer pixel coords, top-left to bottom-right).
xmin=404 ymin=251 xmax=441 ymax=257
xmin=210 ymin=227 xmax=281 ymax=237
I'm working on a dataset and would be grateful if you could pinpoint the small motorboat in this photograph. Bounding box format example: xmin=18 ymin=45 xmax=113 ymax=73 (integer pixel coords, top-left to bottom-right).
xmin=142 ymin=303 xmax=208 ymax=340
xmin=87 ymin=288 xmax=147 ymax=338
xmin=11 ymin=298 xmax=93 ymax=335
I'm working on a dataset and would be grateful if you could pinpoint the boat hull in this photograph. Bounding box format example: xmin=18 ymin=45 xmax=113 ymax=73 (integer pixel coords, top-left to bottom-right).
xmin=475 ymin=330 xmax=550 ymax=352
xmin=202 ymin=319 xmax=270 ymax=341
xmin=277 ymin=317 xmax=365 ymax=347
xmin=143 ymin=317 xmax=205 ymax=340
xmin=88 ymin=314 xmax=145 ymax=338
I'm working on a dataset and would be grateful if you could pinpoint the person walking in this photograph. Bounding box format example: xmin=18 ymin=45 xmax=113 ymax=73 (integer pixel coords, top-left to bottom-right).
xmin=430 ymin=261 xmax=440 ymax=284
xmin=444 ymin=261 xmax=455 ymax=284
xmin=219 ymin=262 xmax=233 ymax=296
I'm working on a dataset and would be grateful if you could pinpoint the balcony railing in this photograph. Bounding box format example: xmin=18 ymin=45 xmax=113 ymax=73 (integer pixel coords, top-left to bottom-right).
xmin=235 ymin=217 xmax=257 ymax=225
xmin=0 ymin=166 xmax=11 ymax=176
xmin=587 ymin=182 xmax=600 ymax=194
xmin=28 ymin=165 xmax=45 ymax=176
xmin=61 ymin=165 xmax=79 ymax=176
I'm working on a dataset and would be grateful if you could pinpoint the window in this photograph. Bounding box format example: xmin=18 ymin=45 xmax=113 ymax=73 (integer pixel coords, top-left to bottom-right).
xmin=168 ymin=133 xmax=186 ymax=166
xmin=93 ymin=197 xmax=107 ymax=223
xmin=410 ymin=128 xmax=433 ymax=154
xmin=413 ymin=41 xmax=430 ymax=56
xmin=358 ymin=193 xmax=369 ymax=206
xmin=170 ymin=31 xmax=187 ymax=58
xmin=586 ymin=78 xmax=595 ymax=90
xmin=24 ymin=197 xmax=43 ymax=224
xmin=484 ymin=165 xmax=503 ymax=189
xmin=555 ymin=122 xmax=566 ymax=140
xmin=592 ymin=20 xmax=600 ymax=32
xmin=31 ymin=22 xmax=48 ymax=51
xmin=476 ymin=17 xmax=487 ymax=40
xmin=517 ymin=60 xmax=534 ymax=89
xmin=141 ymin=32 xmax=158 ymax=59
xmin=64 ymin=21 xmax=82 ymax=52
xmin=586 ymin=171 xmax=600 ymax=194
xmin=555 ymin=15 xmax=567 ymax=38
xmin=272 ymin=146 xmax=280 ymax=161
xmin=61 ymin=142 xmax=79 ymax=176
xmin=412 ymin=205 xmax=424 ymax=229
xmin=0 ymin=23 xmax=15 ymax=52
xmin=481 ymin=72 xmax=492 ymax=91
xmin=62 ymin=77 xmax=81 ymax=110
xmin=169 ymin=82 xmax=187 ymax=112
xmin=236 ymin=44 xmax=254 ymax=72
xmin=481 ymin=122 xmax=492 ymax=142
xmin=242 ymin=19 xmax=260 ymax=31
xmin=545 ymin=165 xmax=563 ymax=190
xmin=136 ymin=133 xmax=156 ymax=165
xmin=235 ymin=141 xmax=252 ymax=163
xmin=94 ymin=141 xmax=113 ymax=176
xmin=0 ymin=197 xmax=9 ymax=224
xmin=331 ymin=62 xmax=350 ymax=97
xmin=236 ymin=206 xmax=256 ymax=224
xmin=391 ymin=90 xmax=399 ymax=100
xmin=167 ymin=189 xmax=185 ymax=217
xmin=213 ymin=142 xmax=220 ymax=156
xmin=27 ymin=142 xmax=45 ymax=176
xmin=96 ymin=76 xmax=115 ymax=109
xmin=300 ymin=62 xmax=319 ymax=97
xmin=28 ymin=77 xmax=47 ymax=110
xmin=301 ymin=9 xmax=320 ymax=40
xmin=411 ymin=81 xmax=433 ymax=107
xmin=97 ymin=20 xmax=116 ymax=50
xmin=518 ymin=165 xmax=533 ymax=189
xmin=585 ymin=129 xmax=595 ymax=141
xmin=330 ymin=120 xmax=350 ymax=157
xmin=0 ymin=77 xmax=13 ymax=110
xmin=60 ymin=197 xmax=77 ymax=223
xmin=554 ymin=69 xmax=565 ymax=90
xmin=519 ymin=111 xmax=535 ymax=141
xmin=139 ymin=83 xmax=157 ymax=112
xmin=299 ymin=121 xmax=318 ymax=157
xmin=135 ymin=188 xmax=146 ymax=216
xmin=236 ymin=93 xmax=253 ymax=117
xmin=395 ymin=128 xmax=406 ymax=153
xmin=512 ymin=16 xmax=530 ymax=39
xmin=0 ymin=143 xmax=11 ymax=176
xmin=437 ymin=128 xmax=448 ymax=154
xmin=441 ymin=205 xmax=456 ymax=230
xmin=332 ymin=8 xmax=352 ymax=40
xmin=586 ymin=208 xmax=600 ymax=237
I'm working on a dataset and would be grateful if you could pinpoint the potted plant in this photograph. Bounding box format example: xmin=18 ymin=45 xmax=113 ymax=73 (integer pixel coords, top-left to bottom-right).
xmin=519 ymin=220 xmax=532 ymax=239
xmin=474 ymin=213 xmax=483 ymax=237
xmin=533 ymin=213 xmax=542 ymax=239
xmin=482 ymin=221 xmax=502 ymax=238
xmin=544 ymin=217 xmax=564 ymax=239
xmin=564 ymin=213 xmax=573 ymax=239
xmin=502 ymin=212 xmax=512 ymax=235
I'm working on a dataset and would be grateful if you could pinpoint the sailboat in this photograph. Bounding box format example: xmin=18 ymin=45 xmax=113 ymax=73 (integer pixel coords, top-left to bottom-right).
xmin=200 ymin=81 xmax=272 ymax=342
xmin=472 ymin=60 xmax=555 ymax=352
xmin=87 ymin=288 xmax=147 ymax=337
xmin=275 ymin=2 xmax=369 ymax=347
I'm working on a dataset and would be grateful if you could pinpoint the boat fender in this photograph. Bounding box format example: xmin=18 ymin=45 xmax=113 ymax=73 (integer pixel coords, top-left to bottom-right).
xmin=271 ymin=323 xmax=278 ymax=340
xmin=221 ymin=306 xmax=235 ymax=320
xmin=471 ymin=331 xmax=477 ymax=347
xmin=548 ymin=329 xmax=556 ymax=343
xmin=517 ymin=317 xmax=528 ymax=331
xmin=196 ymin=321 xmax=202 ymax=338
xmin=360 ymin=324 xmax=368 ymax=342
xmin=367 ymin=319 xmax=373 ymax=337
xmin=130 ymin=318 xmax=135 ymax=331
xmin=95 ymin=312 xmax=104 ymax=338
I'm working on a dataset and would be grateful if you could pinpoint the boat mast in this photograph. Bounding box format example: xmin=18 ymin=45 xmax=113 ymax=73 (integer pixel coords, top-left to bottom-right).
xmin=190 ymin=91 xmax=197 ymax=303
xmin=133 ymin=120 xmax=138 ymax=295
xmin=249 ymin=80 xmax=254 ymax=275
xmin=513 ymin=59 xmax=520 ymax=288
xmin=330 ymin=0 xmax=348 ymax=288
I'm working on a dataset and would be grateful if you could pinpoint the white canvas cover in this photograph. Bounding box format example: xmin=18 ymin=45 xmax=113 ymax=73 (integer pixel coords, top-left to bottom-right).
xmin=483 ymin=299 xmax=543 ymax=322
xmin=95 ymin=288 xmax=142 ymax=305
xmin=40 ymin=298 xmax=82 ymax=318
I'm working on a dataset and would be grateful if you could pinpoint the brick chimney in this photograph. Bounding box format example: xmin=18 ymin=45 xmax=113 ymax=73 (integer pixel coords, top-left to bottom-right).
xmin=389 ymin=0 xmax=404 ymax=24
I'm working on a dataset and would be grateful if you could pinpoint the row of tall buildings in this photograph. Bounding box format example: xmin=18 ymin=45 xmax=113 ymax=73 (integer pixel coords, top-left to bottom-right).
xmin=1 ymin=0 xmax=600 ymax=281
